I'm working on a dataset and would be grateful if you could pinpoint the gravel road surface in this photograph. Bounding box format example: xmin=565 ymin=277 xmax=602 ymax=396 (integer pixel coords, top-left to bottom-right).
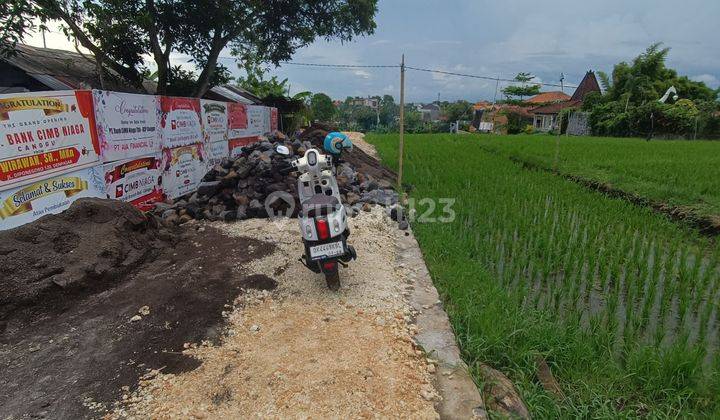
xmin=109 ymin=207 xmax=441 ymax=418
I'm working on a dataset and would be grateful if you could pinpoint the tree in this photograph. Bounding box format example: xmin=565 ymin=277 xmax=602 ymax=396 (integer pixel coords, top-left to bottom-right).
xmin=310 ymin=93 xmax=335 ymax=122
xmin=502 ymin=72 xmax=541 ymax=101
xmin=378 ymin=94 xmax=397 ymax=126
xmin=442 ymin=100 xmax=472 ymax=122
xmin=236 ymin=60 xmax=290 ymax=98
xmin=586 ymin=43 xmax=720 ymax=138
xmin=597 ymin=43 xmax=717 ymax=106
xmin=2 ymin=0 xmax=378 ymax=96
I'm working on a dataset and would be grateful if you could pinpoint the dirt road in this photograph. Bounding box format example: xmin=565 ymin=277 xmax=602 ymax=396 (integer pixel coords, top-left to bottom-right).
xmin=110 ymin=208 xmax=441 ymax=418
xmin=0 ymin=212 xmax=274 ymax=419
xmin=2 ymin=199 xmax=484 ymax=418
xmin=343 ymin=131 xmax=379 ymax=160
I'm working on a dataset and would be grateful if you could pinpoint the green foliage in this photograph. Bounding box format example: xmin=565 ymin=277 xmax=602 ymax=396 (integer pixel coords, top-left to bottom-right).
xmin=335 ymin=95 xmax=398 ymax=132
xmin=2 ymin=0 xmax=378 ymax=96
xmin=585 ymin=43 xmax=719 ymax=138
xmin=502 ymin=72 xmax=542 ymax=100
xmin=310 ymin=93 xmax=335 ymax=122
xmin=164 ymin=65 xmax=232 ymax=97
xmin=378 ymin=95 xmax=398 ymax=126
xmin=441 ymin=100 xmax=472 ymax=122
xmin=368 ymin=132 xmax=720 ymax=417
xmin=557 ymin=108 xmax=573 ymax=134
xmin=236 ymin=61 xmax=290 ymax=98
xmin=0 ymin=0 xmax=44 ymax=57
xmin=500 ymin=108 xmax=533 ymax=134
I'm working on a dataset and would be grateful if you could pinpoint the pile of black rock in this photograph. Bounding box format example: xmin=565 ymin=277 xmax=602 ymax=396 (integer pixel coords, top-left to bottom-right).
xmin=154 ymin=132 xmax=407 ymax=229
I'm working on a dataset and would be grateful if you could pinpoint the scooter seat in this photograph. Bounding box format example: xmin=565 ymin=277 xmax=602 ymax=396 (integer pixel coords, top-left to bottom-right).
xmin=302 ymin=194 xmax=340 ymax=217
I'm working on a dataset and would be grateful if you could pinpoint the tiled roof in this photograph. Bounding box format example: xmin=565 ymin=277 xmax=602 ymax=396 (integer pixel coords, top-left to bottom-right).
xmin=526 ymin=91 xmax=570 ymax=104
xmin=473 ymin=101 xmax=493 ymax=110
xmin=530 ymin=100 xmax=581 ymax=115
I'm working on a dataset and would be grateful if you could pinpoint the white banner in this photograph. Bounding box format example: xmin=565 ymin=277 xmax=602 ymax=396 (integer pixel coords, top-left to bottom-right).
xmin=200 ymin=100 xmax=228 ymax=143
xmin=161 ymin=144 xmax=206 ymax=199
xmin=103 ymin=154 xmax=163 ymax=211
xmin=0 ymin=164 xmax=105 ymax=230
xmin=0 ymin=90 xmax=100 ymax=191
xmin=247 ymin=105 xmax=268 ymax=137
xmin=204 ymin=141 xmax=229 ymax=171
xmin=93 ymin=90 xmax=160 ymax=162
xmin=228 ymin=104 xmax=269 ymax=138
xmin=160 ymin=97 xmax=203 ymax=149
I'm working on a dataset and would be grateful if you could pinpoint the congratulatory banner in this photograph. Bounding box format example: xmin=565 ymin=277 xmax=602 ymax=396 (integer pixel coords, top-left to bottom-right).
xmin=104 ymin=154 xmax=163 ymax=212
xmin=0 ymin=164 xmax=105 ymax=230
xmin=0 ymin=90 xmax=100 ymax=190
xmin=93 ymin=90 xmax=160 ymax=162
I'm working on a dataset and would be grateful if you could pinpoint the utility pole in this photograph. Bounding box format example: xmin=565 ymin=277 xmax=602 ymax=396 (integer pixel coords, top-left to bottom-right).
xmin=398 ymin=54 xmax=405 ymax=188
xmin=560 ymin=73 xmax=565 ymax=93
xmin=41 ymin=28 xmax=47 ymax=49
xmin=492 ymin=76 xmax=500 ymax=106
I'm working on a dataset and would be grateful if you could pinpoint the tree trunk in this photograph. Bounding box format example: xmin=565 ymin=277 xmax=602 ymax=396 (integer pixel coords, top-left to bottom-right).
xmin=146 ymin=0 xmax=167 ymax=94
xmin=192 ymin=34 xmax=225 ymax=98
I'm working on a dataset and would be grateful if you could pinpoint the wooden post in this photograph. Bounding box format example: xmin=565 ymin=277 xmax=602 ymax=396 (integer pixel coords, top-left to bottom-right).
xmin=398 ymin=54 xmax=405 ymax=188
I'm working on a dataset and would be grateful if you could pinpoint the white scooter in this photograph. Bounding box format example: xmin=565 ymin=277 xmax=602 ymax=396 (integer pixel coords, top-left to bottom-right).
xmin=291 ymin=148 xmax=356 ymax=290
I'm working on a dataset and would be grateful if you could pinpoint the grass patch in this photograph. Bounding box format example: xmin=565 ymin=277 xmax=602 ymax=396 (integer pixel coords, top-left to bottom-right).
xmin=367 ymin=133 xmax=720 ymax=417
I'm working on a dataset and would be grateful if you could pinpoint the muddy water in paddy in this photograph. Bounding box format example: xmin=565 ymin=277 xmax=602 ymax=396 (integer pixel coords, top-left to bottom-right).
xmin=488 ymin=219 xmax=720 ymax=363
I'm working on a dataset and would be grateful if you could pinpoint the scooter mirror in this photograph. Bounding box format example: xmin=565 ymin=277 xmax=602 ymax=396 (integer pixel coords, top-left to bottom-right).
xmin=275 ymin=145 xmax=291 ymax=156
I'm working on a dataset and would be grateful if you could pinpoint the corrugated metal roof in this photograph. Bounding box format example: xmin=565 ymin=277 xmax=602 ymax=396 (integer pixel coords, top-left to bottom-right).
xmin=3 ymin=44 xmax=263 ymax=103
xmin=2 ymin=43 xmax=149 ymax=93
xmin=210 ymin=86 xmax=255 ymax=104
xmin=27 ymin=73 xmax=73 ymax=90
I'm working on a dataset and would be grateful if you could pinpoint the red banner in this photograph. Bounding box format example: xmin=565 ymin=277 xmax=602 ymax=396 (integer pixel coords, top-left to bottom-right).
xmin=228 ymin=103 xmax=248 ymax=130
xmin=0 ymin=90 xmax=100 ymax=190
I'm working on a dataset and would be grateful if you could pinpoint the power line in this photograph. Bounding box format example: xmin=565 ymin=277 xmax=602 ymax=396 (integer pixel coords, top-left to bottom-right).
xmin=405 ymin=66 xmax=577 ymax=89
xmin=220 ymin=57 xmax=579 ymax=89
xmin=282 ymin=62 xmax=399 ymax=69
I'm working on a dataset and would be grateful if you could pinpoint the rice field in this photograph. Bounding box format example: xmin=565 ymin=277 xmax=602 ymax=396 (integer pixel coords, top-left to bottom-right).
xmin=367 ymin=133 xmax=720 ymax=417
xmin=475 ymin=134 xmax=720 ymax=222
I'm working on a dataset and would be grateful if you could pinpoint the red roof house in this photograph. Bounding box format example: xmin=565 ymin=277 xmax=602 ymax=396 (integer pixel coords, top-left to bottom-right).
xmin=530 ymin=71 xmax=600 ymax=131
xmin=526 ymin=91 xmax=571 ymax=104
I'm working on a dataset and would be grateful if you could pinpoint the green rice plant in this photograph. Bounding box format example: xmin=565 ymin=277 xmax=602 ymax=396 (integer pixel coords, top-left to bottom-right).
xmin=475 ymin=134 xmax=720 ymax=222
xmin=368 ymin=133 xmax=720 ymax=416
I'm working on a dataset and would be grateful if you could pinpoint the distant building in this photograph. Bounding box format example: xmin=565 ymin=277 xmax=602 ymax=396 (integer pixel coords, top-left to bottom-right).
xmin=0 ymin=43 xmax=262 ymax=103
xmin=530 ymin=71 xmax=601 ymax=131
xmin=525 ymin=91 xmax=570 ymax=105
xmin=350 ymin=96 xmax=379 ymax=109
xmin=418 ymin=103 xmax=441 ymax=122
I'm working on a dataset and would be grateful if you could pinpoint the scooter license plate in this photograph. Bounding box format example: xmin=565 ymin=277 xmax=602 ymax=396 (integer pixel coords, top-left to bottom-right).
xmin=309 ymin=241 xmax=345 ymax=260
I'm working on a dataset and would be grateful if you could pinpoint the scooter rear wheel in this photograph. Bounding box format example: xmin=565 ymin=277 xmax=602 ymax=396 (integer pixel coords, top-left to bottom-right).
xmin=325 ymin=270 xmax=340 ymax=291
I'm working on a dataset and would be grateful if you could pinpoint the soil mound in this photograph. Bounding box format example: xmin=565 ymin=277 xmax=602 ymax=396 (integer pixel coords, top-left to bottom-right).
xmin=301 ymin=123 xmax=397 ymax=185
xmin=0 ymin=198 xmax=172 ymax=315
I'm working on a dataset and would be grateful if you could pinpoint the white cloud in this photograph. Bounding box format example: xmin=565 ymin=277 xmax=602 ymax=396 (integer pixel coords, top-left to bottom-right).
xmin=353 ymin=69 xmax=371 ymax=79
xmin=691 ymin=74 xmax=719 ymax=88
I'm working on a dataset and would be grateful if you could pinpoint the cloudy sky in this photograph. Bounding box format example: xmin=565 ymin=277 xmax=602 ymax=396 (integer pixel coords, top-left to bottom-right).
xmin=28 ymin=0 xmax=720 ymax=102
